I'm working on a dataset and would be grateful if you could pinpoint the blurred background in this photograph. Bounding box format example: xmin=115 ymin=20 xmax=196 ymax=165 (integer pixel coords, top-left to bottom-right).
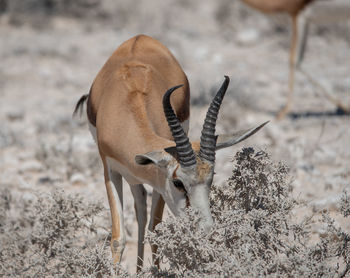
xmin=1 ymin=0 xmax=350 ymax=272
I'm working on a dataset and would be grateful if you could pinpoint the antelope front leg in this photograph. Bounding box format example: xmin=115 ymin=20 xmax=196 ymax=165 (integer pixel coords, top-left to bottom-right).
xmin=148 ymin=190 xmax=165 ymax=267
xmin=102 ymin=158 xmax=126 ymax=264
xmin=277 ymin=14 xmax=298 ymax=119
xmin=130 ymin=184 xmax=147 ymax=272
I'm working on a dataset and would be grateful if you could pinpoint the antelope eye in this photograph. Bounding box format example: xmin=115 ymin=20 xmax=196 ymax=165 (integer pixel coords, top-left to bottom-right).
xmin=173 ymin=179 xmax=186 ymax=193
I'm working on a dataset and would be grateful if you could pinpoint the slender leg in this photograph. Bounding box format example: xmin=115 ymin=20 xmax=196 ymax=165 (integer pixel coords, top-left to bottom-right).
xmin=101 ymin=156 xmax=126 ymax=264
xmin=148 ymin=190 xmax=165 ymax=267
xmin=130 ymin=184 xmax=147 ymax=272
xmin=110 ymin=170 xmax=123 ymax=207
xmin=296 ymin=9 xmax=350 ymax=114
xmin=296 ymin=13 xmax=309 ymax=68
xmin=277 ymin=14 xmax=298 ymax=119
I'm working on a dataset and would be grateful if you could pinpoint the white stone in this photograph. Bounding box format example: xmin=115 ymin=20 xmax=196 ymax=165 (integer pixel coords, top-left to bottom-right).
xmin=236 ymin=28 xmax=260 ymax=46
xmin=70 ymin=173 xmax=86 ymax=185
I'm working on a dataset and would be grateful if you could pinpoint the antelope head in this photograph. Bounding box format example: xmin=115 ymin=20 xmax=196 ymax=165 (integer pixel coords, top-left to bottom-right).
xmin=135 ymin=76 xmax=267 ymax=232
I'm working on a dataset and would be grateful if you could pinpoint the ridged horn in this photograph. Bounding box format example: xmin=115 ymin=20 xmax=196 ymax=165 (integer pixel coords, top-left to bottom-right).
xmin=199 ymin=76 xmax=230 ymax=163
xmin=163 ymin=85 xmax=196 ymax=168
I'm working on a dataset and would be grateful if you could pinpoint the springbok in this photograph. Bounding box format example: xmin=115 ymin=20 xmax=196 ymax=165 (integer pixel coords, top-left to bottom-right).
xmin=74 ymin=34 xmax=267 ymax=271
xmin=241 ymin=0 xmax=315 ymax=118
xmin=295 ymin=0 xmax=350 ymax=113
xmin=241 ymin=0 xmax=350 ymax=117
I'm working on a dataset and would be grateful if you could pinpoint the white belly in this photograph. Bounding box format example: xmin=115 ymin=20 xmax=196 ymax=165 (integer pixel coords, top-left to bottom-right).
xmin=106 ymin=156 xmax=144 ymax=185
xmin=88 ymin=122 xmax=98 ymax=143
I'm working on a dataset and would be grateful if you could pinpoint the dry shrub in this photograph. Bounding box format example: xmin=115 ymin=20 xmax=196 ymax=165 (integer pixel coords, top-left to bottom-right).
xmin=340 ymin=191 xmax=350 ymax=218
xmin=146 ymin=148 xmax=350 ymax=277
xmin=0 ymin=189 xmax=128 ymax=278
xmin=1 ymin=148 xmax=349 ymax=277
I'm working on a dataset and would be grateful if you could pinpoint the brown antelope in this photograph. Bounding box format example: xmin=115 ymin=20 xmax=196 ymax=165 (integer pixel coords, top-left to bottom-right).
xmin=74 ymin=34 xmax=267 ymax=272
xmin=288 ymin=0 xmax=350 ymax=68
xmin=241 ymin=0 xmax=350 ymax=117
xmin=241 ymin=0 xmax=315 ymax=118
xmin=295 ymin=0 xmax=350 ymax=113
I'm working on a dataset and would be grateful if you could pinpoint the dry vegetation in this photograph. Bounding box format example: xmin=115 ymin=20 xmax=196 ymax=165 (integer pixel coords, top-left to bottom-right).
xmin=1 ymin=148 xmax=350 ymax=277
xmin=0 ymin=188 xmax=117 ymax=277
xmin=1 ymin=0 xmax=350 ymax=276
xmin=146 ymin=148 xmax=350 ymax=277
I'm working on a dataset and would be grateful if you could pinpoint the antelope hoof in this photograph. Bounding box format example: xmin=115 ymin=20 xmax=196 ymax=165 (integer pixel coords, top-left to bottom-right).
xmin=111 ymin=238 xmax=125 ymax=264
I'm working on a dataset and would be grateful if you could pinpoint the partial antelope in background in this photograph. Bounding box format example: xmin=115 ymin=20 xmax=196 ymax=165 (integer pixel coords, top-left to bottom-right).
xmin=241 ymin=0 xmax=350 ymax=117
xmin=74 ymin=34 xmax=267 ymax=272
xmin=296 ymin=0 xmax=350 ymax=113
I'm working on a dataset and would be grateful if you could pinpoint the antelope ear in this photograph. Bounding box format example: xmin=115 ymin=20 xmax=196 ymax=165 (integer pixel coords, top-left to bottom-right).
xmin=216 ymin=121 xmax=269 ymax=150
xmin=135 ymin=150 xmax=171 ymax=168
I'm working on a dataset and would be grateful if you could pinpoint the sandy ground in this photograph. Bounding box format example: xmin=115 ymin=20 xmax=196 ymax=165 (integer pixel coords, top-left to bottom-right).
xmin=1 ymin=1 xmax=350 ymax=273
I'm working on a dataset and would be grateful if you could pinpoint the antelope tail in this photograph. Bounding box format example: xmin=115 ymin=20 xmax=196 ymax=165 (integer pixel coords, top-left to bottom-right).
xmin=73 ymin=94 xmax=89 ymax=117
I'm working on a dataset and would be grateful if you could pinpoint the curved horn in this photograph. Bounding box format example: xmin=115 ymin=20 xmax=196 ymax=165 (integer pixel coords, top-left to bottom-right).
xmin=163 ymin=85 xmax=196 ymax=167
xmin=199 ymin=76 xmax=230 ymax=163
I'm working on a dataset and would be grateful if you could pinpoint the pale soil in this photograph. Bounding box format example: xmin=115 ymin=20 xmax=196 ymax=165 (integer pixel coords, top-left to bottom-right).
xmin=1 ymin=1 xmax=350 ymax=273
